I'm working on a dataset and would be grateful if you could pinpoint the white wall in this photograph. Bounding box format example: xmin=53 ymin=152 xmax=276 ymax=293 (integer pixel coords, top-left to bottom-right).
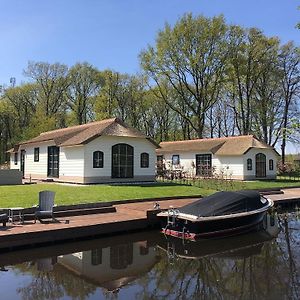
xmin=60 ymin=146 xmax=85 ymax=177
xmin=11 ymin=142 xmax=55 ymax=177
xmin=160 ymin=148 xmax=278 ymax=180
xmin=10 ymin=135 xmax=156 ymax=182
xmin=243 ymin=148 xmax=278 ymax=179
xmin=161 ymin=152 xmax=198 ymax=176
xmin=84 ymin=136 xmax=157 ymax=178
xmin=10 ymin=153 xmax=19 ymax=170
xmin=161 ymin=152 xmax=243 ymax=178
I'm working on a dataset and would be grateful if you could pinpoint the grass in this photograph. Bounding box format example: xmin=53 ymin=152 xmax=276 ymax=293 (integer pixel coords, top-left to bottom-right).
xmin=0 ymin=177 xmax=299 ymax=209
xmin=0 ymin=183 xmax=212 ymax=208
xmin=157 ymin=177 xmax=300 ymax=191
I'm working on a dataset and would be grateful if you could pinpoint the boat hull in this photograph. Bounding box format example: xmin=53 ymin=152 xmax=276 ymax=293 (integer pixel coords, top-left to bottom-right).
xmin=161 ymin=210 xmax=268 ymax=240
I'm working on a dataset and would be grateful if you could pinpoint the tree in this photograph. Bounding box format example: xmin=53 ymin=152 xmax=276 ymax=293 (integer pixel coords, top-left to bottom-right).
xmin=24 ymin=61 xmax=69 ymax=124
xmin=278 ymin=42 xmax=300 ymax=164
xmin=66 ymin=62 xmax=103 ymax=125
xmin=140 ymin=14 xmax=229 ymax=138
xmin=4 ymin=83 xmax=38 ymax=130
xmin=227 ymin=26 xmax=280 ymax=137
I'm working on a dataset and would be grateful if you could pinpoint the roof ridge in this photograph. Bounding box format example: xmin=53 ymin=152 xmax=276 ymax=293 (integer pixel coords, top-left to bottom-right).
xmin=160 ymin=135 xmax=253 ymax=144
xmin=39 ymin=118 xmax=117 ymax=136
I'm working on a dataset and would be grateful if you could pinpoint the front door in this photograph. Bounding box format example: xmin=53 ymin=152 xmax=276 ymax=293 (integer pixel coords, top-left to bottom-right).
xmin=48 ymin=146 xmax=59 ymax=178
xmin=255 ymin=153 xmax=266 ymax=178
xmin=111 ymin=144 xmax=134 ymax=178
xmin=20 ymin=150 xmax=25 ymax=177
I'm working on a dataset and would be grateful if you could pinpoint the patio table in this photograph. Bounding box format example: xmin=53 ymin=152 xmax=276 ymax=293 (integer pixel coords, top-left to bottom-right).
xmin=8 ymin=207 xmax=24 ymax=224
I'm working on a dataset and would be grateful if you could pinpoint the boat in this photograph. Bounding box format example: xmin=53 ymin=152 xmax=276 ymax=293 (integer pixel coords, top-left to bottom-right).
xmin=157 ymin=190 xmax=274 ymax=240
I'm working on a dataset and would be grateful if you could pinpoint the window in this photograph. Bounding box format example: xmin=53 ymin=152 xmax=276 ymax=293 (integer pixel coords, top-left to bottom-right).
xmin=110 ymin=244 xmax=133 ymax=269
xmin=47 ymin=146 xmax=59 ymax=178
xmin=172 ymin=155 xmax=180 ymax=165
xmin=140 ymin=153 xmax=149 ymax=168
xmin=91 ymin=248 xmax=102 ymax=265
xmin=255 ymin=153 xmax=266 ymax=178
xmin=14 ymin=153 xmax=18 ymax=165
xmin=112 ymin=144 xmax=134 ymax=178
xmin=269 ymin=159 xmax=274 ymax=171
xmin=93 ymin=151 xmax=104 ymax=168
xmin=34 ymin=147 xmax=39 ymax=162
xmin=196 ymin=154 xmax=212 ymax=176
xmin=247 ymin=158 xmax=252 ymax=171
xmin=156 ymin=155 xmax=164 ymax=175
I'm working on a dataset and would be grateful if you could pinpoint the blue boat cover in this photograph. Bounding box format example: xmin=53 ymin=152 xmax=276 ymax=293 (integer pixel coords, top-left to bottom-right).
xmin=179 ymin=190 xmax=267 ymax=217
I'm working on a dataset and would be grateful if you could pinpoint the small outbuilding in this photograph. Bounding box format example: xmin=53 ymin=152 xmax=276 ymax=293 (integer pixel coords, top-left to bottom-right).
xmin=9 ymin=118 xmax=158 ymax=184
xmin=156 ymin=135 xmax=279 ymax=180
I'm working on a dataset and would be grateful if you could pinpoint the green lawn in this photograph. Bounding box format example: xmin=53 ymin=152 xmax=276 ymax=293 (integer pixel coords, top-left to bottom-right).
xmin=0 ymin=183 xmax=211 ymax=208
xmin=158 ymin=177 xmax=300 ymax=191
xmin=0 ymin=178 xmax=299 ymax=209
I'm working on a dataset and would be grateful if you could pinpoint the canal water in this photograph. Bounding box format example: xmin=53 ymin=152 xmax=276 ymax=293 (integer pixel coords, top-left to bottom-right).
xmin=0 ymin=212 xmax=299 ymax=300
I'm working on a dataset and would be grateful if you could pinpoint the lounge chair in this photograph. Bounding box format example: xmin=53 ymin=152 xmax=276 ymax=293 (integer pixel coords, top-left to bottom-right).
xmin=34 ymin=191 xmax=56 ymax=223
xmin=0 ymin=213 xmax=8 ymax=227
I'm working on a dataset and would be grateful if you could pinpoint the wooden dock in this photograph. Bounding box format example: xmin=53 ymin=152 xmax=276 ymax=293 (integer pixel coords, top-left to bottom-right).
xmin=0 ymin=198 xmax=196 ymax=251
xmin=0 ymin=188 xmax=299 ymax=251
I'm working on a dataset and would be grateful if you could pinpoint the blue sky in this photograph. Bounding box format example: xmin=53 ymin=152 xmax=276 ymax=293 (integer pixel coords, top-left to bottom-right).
xmin=0 ymin=0 xmax=299 ymax=152
xmin=0 ymin=0 xmax=299 ymax=85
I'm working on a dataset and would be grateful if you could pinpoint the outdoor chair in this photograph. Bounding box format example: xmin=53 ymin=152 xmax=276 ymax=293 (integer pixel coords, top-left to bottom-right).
xmin=0 ymin=213 xmax=8 ymax=227
xmin=34 ymin=190 xmax=56 ymax=223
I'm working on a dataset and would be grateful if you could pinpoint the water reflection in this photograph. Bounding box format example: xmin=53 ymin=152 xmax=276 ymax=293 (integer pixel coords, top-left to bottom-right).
xmin=0 ymin=213 xmax=299 ymax=300
xmin=57 ymin=237 xmax=160 ymax=293
xmin=158 ymin=213 xmax=280 ymax=261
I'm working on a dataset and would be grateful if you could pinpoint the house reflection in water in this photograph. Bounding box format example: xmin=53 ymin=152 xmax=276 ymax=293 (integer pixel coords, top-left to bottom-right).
xmin=57 ymin=239 xmax=160 ymax=292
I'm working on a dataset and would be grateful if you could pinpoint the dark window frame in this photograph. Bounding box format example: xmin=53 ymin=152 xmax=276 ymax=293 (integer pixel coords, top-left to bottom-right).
xmin=111 ymin=143 xmax=134 ymax=178
xmin=14 ymin=152 xmax=18 ymax=165
xmin=172 ymin=155 xmax=180 ymax=166
xmin=269 ymin=159 xmax=274 ymax=171
xmin=91 ymin=248 xmax=102 ymax=265
xmin=110 ymin=244 xmax=133 ymax=270
xmin=140 ymin=152 xmax=149 ymax=168
xmin=247 ymin=158 xmax=252 ymax=171
xmin=34 ymin=147 xmax=39 ymax=162
xmin=196 ymin=154 xmax=212 ymax=176
xmin=255 ymin=153 xmax=266 ymax=178
xmin=93 ymin=151 xmax=104 ymax=168
xmin=47 ymin=146 xmax=60 ymax=178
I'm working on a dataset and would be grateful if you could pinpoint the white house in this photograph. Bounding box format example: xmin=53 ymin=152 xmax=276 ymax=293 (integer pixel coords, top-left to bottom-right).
xmin=156 ymin=135 xmax=279 ymax=180
xmin=9 ymin=118 xmax=158 ymax=184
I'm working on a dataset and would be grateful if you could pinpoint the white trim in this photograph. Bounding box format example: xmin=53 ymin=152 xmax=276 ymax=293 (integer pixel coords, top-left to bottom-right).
xmin=158 ymin=198 xmax=273 ymax=222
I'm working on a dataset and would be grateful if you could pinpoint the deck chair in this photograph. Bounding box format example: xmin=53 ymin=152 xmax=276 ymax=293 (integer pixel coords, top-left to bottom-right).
xmin=34 ymin=190 xmax=56 ymax=223
xmin=0 ymin=213 xmax=8 ymax=227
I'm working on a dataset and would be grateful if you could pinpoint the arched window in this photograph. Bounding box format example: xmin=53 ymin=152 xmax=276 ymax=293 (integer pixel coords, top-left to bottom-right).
xmin=256 ymin=153 xmax=266 ymax=178
xmin=93 ymin=151 xmax=104 ymax=168
xmin=140 ymin=153 xmax=149 ymax=168
xmin=247 ymin=158 xmax=252 ymax=171
xmin=112 ymin=144 xmax=134 ymax=178
xmin=110 ymin=244 xmax=133 ymax=269
xmin=269 ymin=159 xmax=274 ymax=171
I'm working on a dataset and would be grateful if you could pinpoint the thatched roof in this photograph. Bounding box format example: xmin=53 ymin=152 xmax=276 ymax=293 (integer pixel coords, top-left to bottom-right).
xmin=157 ymin=135 xmax=278 ymax=156
xmin=12 ymin=118 xmax=159 ymax=150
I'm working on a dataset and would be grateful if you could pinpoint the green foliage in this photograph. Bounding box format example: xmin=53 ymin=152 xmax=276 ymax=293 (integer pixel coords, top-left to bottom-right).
xmin=66 ymin=62 xmax=103 ymax=125
xmin=140 ymin=14 xmax=229 ymax=138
